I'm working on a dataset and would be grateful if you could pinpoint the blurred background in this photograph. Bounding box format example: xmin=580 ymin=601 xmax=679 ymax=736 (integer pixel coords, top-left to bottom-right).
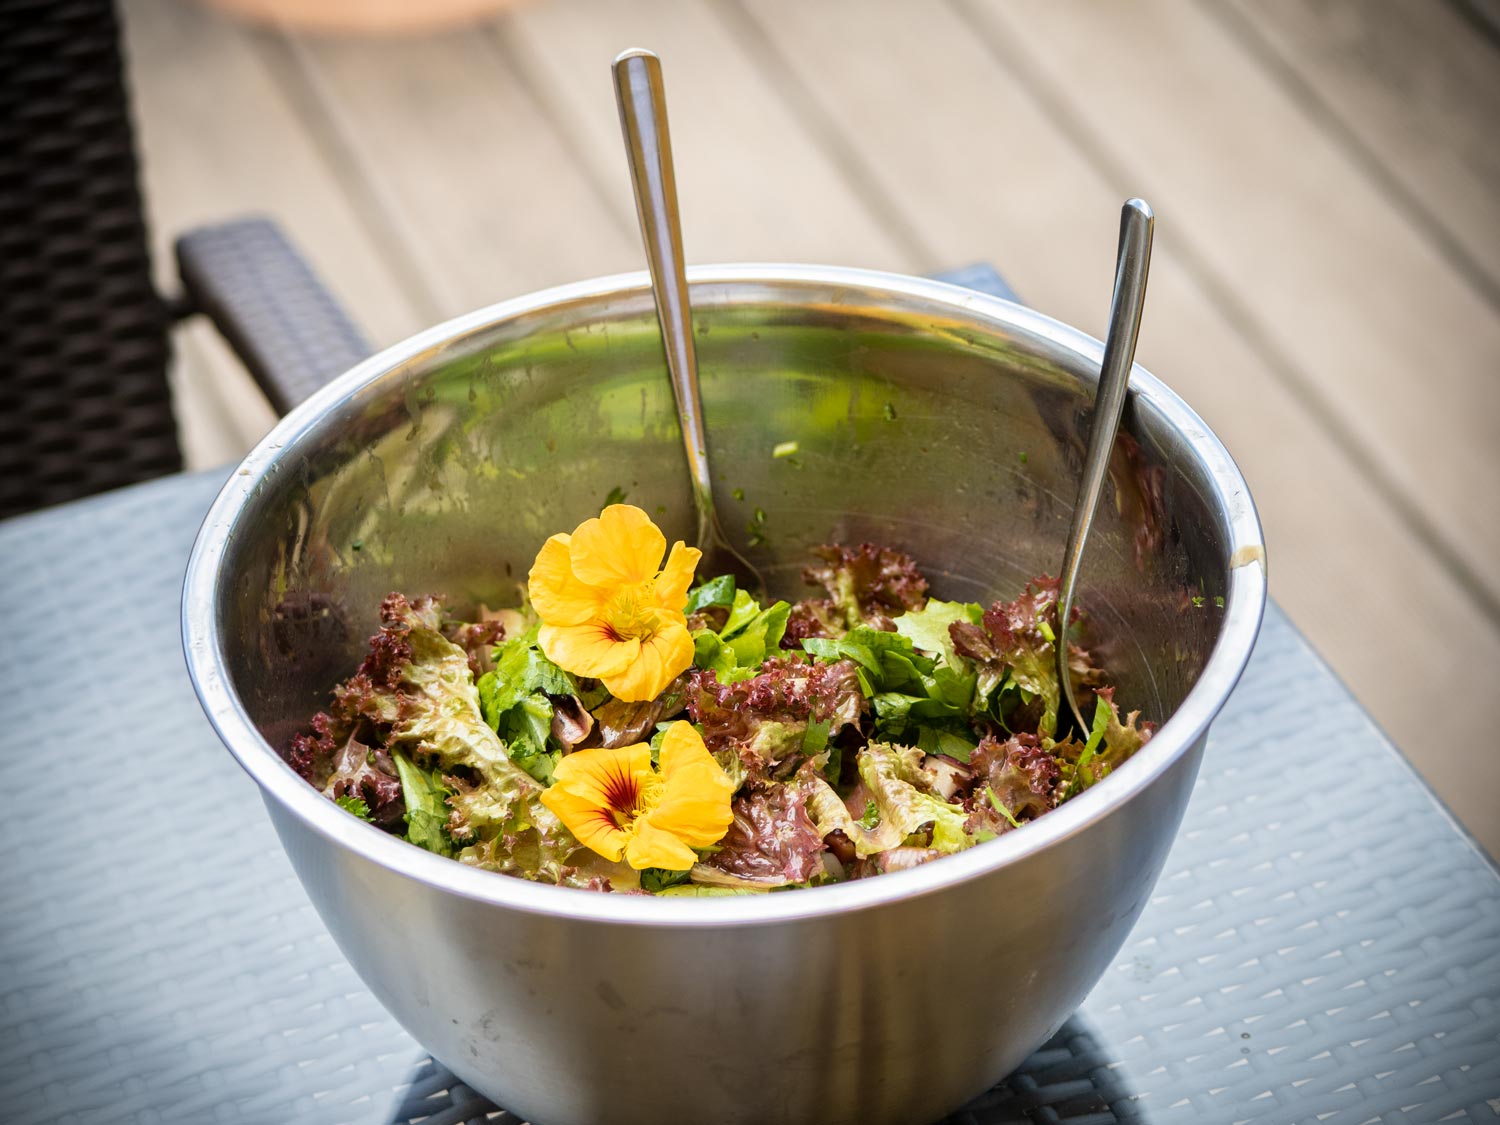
xmin=119 ymin=0 xmax=1499 ymax=854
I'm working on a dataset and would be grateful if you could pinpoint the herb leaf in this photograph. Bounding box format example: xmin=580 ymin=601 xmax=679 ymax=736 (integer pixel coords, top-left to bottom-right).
xmin=392 ymin=751 xmax=452 ymax=855
xmin=640 ymin=867 xmax=693 ymax=892
xmin=334 ymin=794 xmax=372 ymax=820
xmin=685 ymin=574 xmax=737 ymax=614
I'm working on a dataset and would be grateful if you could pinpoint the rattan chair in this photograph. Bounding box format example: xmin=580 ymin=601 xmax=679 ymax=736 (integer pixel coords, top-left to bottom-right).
xmin=0 ymin=0 xmax=369 ymax=520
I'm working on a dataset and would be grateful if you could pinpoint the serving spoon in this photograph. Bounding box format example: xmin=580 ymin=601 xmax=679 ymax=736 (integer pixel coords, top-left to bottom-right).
xmin=1057 ymin=198 xmax=1155 ymax=736
xmin=612 ymin=48 xmax=767 ymax=597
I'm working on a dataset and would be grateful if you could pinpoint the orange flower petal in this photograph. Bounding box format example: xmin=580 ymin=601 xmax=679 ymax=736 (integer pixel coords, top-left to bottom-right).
xmin=653 ymin=541 xmax=702 ymax=610
xmin=544 ymin=744 xmax=656 ymax=863
xmin=600 ymin=618 xmax=693 ymax=702
xmin=539 ymin=621 xmax=640 ymax=679
xmin=624 ymin=815 xmax=700 ymax=871
xmin=656 ymin=720 xmax=715 ymax=779
xmin=551 ymin=743 xmax=652 ymax=811
xmin=539 ymin=785 xmax=626 ymax=861
xmin=528 ymin=534 xmax=604 ymax=626
xmin=650 ymin=722 xmax=735 ymax=849
xmin=569 ymin=504 xmax=667 ymax=589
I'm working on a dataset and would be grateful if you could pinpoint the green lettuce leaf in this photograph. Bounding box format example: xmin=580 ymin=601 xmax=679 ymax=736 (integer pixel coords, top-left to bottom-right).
xmin=802 ymin=626 xmax=935 ymax=696
xmin=720 ymin=589 xmax=762 ymax=637
xmin=806 ymin=624 xmax=977 ymax=753
xmin=685 ymin=574 xmax=736 ymax=614
xmin=691 ymin=630 xmax=739 ymax=681
xmin=986 ymin=786 xmax=1022 ymax=829
xmin=802 ymin=719 xmax=836 ymax=783
xmin=692 ymin=593 xmax=793 ymax=684
xmin=725 ymin=600 xmax=790 ymax=663
xmin=893 ymin=599 xmax=982 ymax=666
xmin=385 ymin=604 xmax=515 ymax=776
xmin=1064 ymin=688 xmax=1151 ymax=797
xmin=475 ymin=625 xmax=587 ymax=782
xmin=916 ymin=725 xmax=979 ymax=762
xmin=448 ymin=773 xmax=584 ymax=884
xmin=372 ymin=602 xmax=584 ymax=877
xmin=392 ymin=751 xmax=452 ymax=855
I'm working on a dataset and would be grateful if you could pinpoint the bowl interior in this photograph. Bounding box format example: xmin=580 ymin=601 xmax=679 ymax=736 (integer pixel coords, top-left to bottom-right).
xmin=217 ymin=272 xmax=1237 ymax=758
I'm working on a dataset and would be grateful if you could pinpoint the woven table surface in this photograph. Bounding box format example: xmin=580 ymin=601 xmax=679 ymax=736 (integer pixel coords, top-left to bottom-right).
xmin=2 ymin=471 xmax=1497 ymax=1125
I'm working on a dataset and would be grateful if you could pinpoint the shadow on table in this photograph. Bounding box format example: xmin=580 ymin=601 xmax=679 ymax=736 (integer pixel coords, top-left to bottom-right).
xmin=384 ymin=1014 xmax=1145 ymax=1124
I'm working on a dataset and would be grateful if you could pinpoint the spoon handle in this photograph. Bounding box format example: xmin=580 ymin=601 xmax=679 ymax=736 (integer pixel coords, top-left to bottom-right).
xmin=1058 ymin=198 xmax=1154 ymax=735
xmin=613 ymin=48 xmax=713 ymax=546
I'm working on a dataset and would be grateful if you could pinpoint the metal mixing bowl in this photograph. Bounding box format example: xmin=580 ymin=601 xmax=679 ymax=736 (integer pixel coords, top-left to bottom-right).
xmin=183 ymin=265 xmax=1266 ymax=1125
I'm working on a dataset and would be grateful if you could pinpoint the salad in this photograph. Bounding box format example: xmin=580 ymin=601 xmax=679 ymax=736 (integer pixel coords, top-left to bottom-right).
xmin=286 ymin=504 xmax=1151 ymax=895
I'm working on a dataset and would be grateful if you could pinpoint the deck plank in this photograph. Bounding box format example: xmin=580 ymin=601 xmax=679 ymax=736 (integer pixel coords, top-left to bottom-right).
xmin=958 ymin=0 xmax=1500 ymax=619
xmin=121 ymin=0 xmax=424 ymax=463
xmin=1217 ymin=0 xmax=1500 ymax=304
xmin=497 ymin=0 xmax=913 ymax=270
xmin=273 ymin=29 xmax=639 ymax=319
xmin=729 ymin=0 xmax=1500 ymax=853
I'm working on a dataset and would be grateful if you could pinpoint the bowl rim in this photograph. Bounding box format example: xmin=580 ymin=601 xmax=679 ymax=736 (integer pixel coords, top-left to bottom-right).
xmin=182 ymin=263 xmax=1267 ymax=928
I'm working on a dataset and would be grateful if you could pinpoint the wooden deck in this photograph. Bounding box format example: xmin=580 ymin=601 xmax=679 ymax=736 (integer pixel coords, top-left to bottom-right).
xmin=121 ymin=0 xmax=1500 ymax=856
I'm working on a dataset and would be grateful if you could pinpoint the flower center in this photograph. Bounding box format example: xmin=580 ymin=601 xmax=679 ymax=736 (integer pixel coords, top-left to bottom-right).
xmin=603 ymin=583 xmax=662 ymax=643
xmin=599 ymin=762 xmax=665 ymax=832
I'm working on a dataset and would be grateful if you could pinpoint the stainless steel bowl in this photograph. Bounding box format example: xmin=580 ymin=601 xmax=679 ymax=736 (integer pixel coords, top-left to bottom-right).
xmin=183 ymin=265 xmax=1266 ymax=1125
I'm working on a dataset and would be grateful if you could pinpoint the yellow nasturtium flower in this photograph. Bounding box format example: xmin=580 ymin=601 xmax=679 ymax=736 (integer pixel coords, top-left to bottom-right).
xmin=527 ymin=504 xmax=700 ymax=702
xmin=540 ymin=722 xmax=734 ymax=869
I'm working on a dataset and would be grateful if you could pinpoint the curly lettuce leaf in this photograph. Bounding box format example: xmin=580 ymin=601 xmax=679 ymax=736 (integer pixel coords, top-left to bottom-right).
xmin=687 ymin=658 xmax=865 ymax=781
xmin=782 ymin=598 xmax=843 ymax=649
xmin=314 ymin=731 xmax=404 ymax=828
xmin=805 ymin=743 xmax=974 ymax=857
xmin=800 ymin=543 xmax=930 ymax=632
xmin=694 ymin=784 xmax=826 ymax=887
xmin=286 ymin=594 xmax=426 ymax=790
xmin=383 ymin=600 xmax=515 ymax=776
xmin=447 ymin=772 xmax=587 ymax=884
xmin=292 ymin=593 xmax=510 ymax=828
xmin=968 ymin=733 xmax=1061 ymax=830
xmin=1063 ymin=687 xmax=1152 ymax=797
xmin=949 ymin=579 xmax=1091 ymax=739
xmin=353 ymin=598 xmax=586 ymax=875
xmin=441 ymin=615 xmax=509 ymax=677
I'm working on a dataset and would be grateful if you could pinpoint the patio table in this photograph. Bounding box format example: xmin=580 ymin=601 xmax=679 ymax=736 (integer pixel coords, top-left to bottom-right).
xmin=3 ymin=259 xmax=1498 ymax=1124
